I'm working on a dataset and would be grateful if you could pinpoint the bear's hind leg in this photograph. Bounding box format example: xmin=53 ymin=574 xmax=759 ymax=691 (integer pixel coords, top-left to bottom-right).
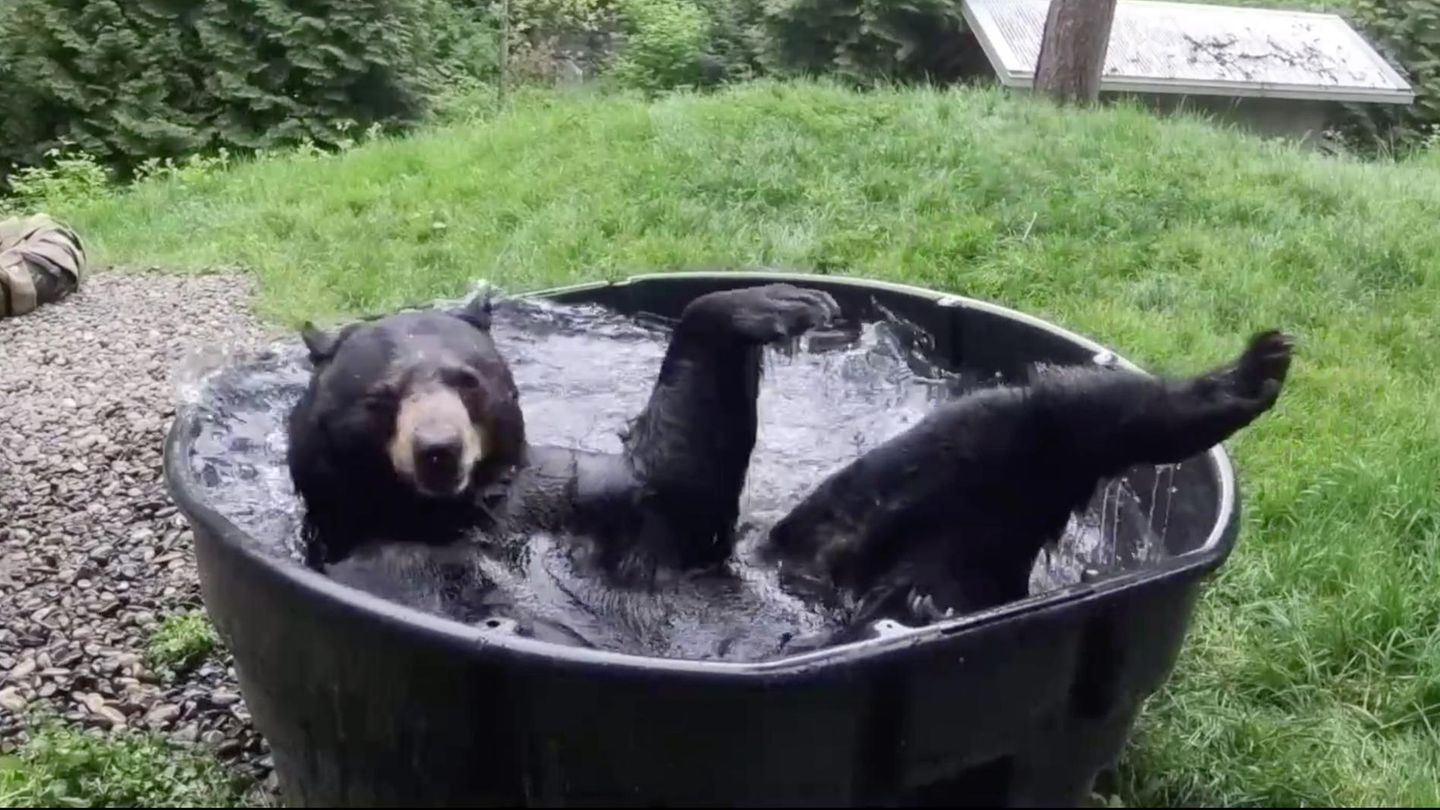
xmin=763 ymin=329 xmax=1294 ymax=629
xmin=1029 ymin=329 xmax=1294 ymax=474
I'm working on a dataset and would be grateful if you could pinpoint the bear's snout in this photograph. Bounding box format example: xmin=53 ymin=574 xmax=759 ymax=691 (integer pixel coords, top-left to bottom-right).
xmin=415 ymin=427 xmax=464 ymax=484
xmin=388 ymin=386 xmax=484 ymax=498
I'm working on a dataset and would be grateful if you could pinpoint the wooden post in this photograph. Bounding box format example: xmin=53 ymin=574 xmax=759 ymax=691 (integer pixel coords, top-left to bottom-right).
xmin=1033 ymin=0 xmax=1119 ymax=105
xmin=498 ymin=0 xmax=511 ymax=105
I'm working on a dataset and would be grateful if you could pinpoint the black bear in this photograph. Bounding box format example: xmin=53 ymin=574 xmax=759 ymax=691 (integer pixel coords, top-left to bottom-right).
xmin=286 ymin=283 xmax=1291 ymax=654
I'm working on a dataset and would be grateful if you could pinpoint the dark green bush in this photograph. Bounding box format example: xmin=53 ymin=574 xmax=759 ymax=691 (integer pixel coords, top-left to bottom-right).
xmin=1344 ymin=0 xmax=1440 ymax=153
xmin=0 ymin=0 xmax=203 ymax=176
xmin=611 ymin=0 xmax=712 ymax=91
xmin=506 ymin=0 xmax=621 ymax=84
xmin=0 ymin=0 xmax=478 ymax=179
xmin=692 ymin=0 xmax=768 ymax=82
xmin=413 ymin=0 xmax=504 ymax=92
xmin=758 ymin=0 xmax=969 ymax=84
xmin=0 ymin=35 xmax=44 ymax=181
xmin=600 ymin=0 xmax=973 ymax=92
xmin=511 ymin=0 xmax=619 ymax=41
xmin=510 ymin=0 xmax=762 ymax=89
xmin=190 ymin=0 xmax=430 ymax=151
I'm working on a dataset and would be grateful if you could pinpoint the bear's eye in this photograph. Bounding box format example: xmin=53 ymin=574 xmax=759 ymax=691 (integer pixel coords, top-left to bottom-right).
xmin=444 ymin=369 xmax=483 ymax=392
xmin=363 ymin=391 xmax=397 ymax=414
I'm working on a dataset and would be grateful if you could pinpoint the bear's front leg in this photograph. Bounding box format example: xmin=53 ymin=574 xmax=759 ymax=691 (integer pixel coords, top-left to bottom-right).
xmin=612 ymin=284 xmax=841 ymax=577
xmin=671 ymin=283 xmax=842 ymax=344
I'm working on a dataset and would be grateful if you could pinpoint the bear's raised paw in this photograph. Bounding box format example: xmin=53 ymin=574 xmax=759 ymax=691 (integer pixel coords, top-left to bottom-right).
xmin=686 ymin=283 xmax=842 ymax=344
xmin=1228 ymin=329 xmax=1294 ymax=403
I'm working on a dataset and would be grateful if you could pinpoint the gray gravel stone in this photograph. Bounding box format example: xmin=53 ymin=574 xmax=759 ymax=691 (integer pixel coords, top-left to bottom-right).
xmin=145 ymin=702 xmax=181 ymax=725
xmin=0 ymin=269 xmax=281 ymax=795
xmin=8 ymin=658 xmax=36 ymax=681
xmin=0 ymin=687 xmax=25 ymax=712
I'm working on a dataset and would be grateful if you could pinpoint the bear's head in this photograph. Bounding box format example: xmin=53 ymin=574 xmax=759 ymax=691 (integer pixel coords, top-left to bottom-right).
xmin=289 ymin=295 xmax=527 ymax=521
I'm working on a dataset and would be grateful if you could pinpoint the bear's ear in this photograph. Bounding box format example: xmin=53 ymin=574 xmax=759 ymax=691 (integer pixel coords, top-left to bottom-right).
xmin=451 ymin=291 xmax=494 ymax=333
xmin=300 ymin=322 xmax=354 ymax=366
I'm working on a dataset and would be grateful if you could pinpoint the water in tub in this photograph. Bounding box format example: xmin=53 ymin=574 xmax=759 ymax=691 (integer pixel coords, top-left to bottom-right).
xmin=176 ymin=290 xmax=1174 ymax=662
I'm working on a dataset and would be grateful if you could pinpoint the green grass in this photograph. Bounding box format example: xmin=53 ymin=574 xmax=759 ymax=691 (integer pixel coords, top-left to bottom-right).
xmin=0 ymin=718 xmax=249 ymax=807
xmin=145 ymin=610 xmax=221 ymax=679
xmin=0 ymin=614 xmax=237 ymax=807
xmin=45 ymin=80 xmax=1440 ymax=805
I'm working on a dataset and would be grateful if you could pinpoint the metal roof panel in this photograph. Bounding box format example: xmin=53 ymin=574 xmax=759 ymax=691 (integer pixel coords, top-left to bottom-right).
xmin=962 ymin=0 xmax=1415 ymax=104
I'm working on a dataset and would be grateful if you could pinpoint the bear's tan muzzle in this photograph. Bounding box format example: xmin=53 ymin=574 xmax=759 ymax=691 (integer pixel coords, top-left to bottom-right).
xmin=387 ymin=387 xmax=484 ymax=498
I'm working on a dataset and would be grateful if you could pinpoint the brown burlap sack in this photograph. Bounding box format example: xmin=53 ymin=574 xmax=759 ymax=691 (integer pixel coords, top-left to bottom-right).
xmin=0 ymin=214 xmax=87 ymax=318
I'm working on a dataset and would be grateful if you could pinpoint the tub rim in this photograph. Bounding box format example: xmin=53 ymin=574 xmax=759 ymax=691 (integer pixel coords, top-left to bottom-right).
xmin=163 ymin=270 xmax=1239 ymax=678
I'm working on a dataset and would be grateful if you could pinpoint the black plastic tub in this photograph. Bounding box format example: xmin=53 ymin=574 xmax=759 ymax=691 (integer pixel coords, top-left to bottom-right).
xmin=164 ymin=271 xmax=1242 ymax=807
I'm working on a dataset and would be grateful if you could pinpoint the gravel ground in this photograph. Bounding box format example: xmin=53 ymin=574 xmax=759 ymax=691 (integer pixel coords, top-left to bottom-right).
xmin=0 ymin=269 xmax=282 ymax=795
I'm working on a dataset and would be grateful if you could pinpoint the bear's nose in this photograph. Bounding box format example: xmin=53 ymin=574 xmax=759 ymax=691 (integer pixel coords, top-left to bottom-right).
xmin=414 ymin=434 xmax=462 ymax=474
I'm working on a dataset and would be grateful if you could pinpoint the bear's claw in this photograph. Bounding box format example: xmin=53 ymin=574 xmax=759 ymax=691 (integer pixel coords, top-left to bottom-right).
xmin=719 ymin=283 xmax=842 ymax=343
xmin=1231 ymin=329 xmax=1294 ymax=402
xmin=905 ymin=589 xmax=956 ymax=624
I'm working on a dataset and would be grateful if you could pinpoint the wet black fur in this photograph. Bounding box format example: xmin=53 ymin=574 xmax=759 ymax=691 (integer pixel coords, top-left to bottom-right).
xmin=286 ymin=298 xmax=528 ymax=568
xmin=287 ymin=285 xmax=840 ymax=580
xmin=764 ymin=331 xmax=1292 ymax=631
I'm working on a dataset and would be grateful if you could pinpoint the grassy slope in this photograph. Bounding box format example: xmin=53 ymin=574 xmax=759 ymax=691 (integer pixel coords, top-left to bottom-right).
xmin=60 ymin=81 xmax=1440 ymax=806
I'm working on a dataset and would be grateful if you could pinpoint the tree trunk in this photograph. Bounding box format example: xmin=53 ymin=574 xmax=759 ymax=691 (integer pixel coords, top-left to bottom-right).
xmin=1033 ymin=0 xmax=1119 ymax=105
xmin=498 ymin=0 xmax=511 ymax=104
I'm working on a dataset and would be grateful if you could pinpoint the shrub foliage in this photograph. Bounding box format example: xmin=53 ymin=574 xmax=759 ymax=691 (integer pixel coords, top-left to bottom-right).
xmin=0 ymin=0 xmax=444 ymax=179
xmin=757 ymin=0 xmax=969 ymax=84
xmin=3 ymin=0 xmax=1435 ymax=179
xmin=612 ymin=0 xmax=713 ymax=91
xmin=1345 ymin=0 xmax=1440 ymax=152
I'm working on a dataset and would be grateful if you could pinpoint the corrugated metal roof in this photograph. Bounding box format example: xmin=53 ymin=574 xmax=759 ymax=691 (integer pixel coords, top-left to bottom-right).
xmin=962 ymin=0 xmax=1415 ymax=104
